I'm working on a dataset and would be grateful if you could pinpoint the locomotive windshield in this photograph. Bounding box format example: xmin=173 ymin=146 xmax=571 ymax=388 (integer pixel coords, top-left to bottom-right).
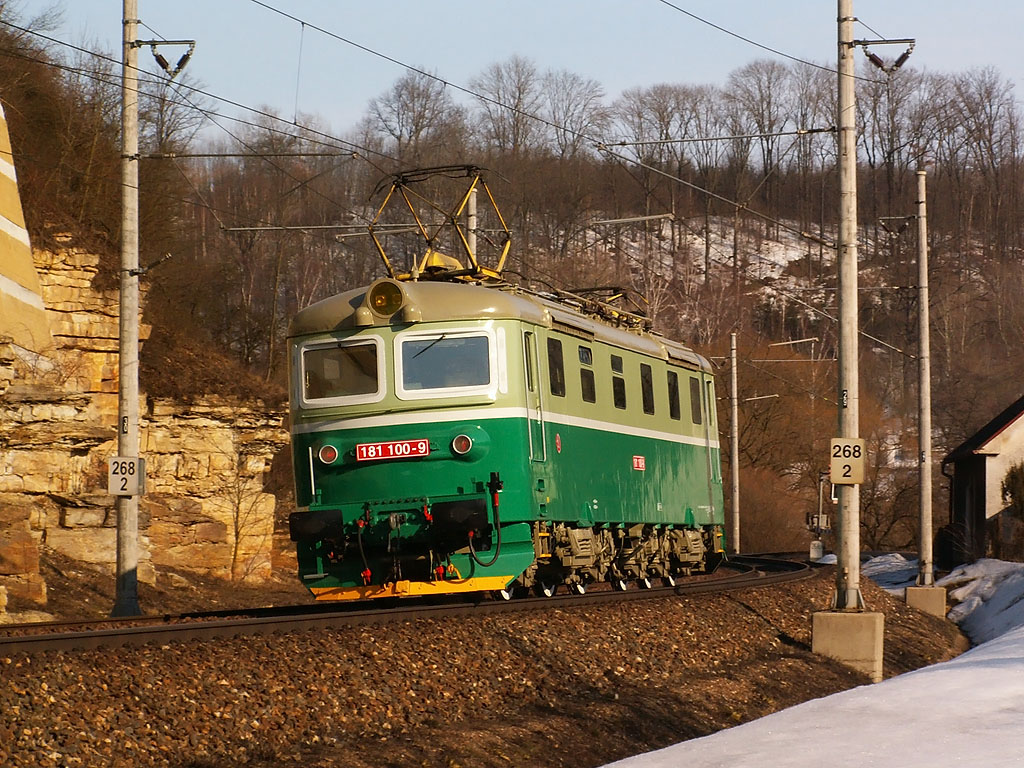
xmin=302 ymin=339 xmax=380 ymax=402
xmin=399 ymin=333 xmax=490 ymax=391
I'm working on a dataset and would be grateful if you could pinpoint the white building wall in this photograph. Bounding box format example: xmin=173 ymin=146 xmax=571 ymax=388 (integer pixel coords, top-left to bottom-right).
xmin=982 ymin=418 xmax=1024 ymax=519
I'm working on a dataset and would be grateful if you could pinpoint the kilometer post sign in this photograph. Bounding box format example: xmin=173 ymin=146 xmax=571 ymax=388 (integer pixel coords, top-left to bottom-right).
xmin=829 ymin=438 xmax=866 ymax=485
xmin=107 ymin=456 xmax=146 ymax=496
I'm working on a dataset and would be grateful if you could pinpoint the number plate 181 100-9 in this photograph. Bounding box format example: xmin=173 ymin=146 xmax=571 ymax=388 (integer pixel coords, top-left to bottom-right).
xmin=355 ymin=439 xmax=430 ymax=462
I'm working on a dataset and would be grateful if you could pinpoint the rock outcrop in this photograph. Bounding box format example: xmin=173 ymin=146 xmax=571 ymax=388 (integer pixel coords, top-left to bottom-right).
xmin=0 ymin=242 xmax=289 ymax=615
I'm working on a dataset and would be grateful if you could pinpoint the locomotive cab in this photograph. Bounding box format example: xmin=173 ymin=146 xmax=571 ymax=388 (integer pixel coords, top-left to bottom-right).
xmin=287 ymin=279 xmax=542 ymax=600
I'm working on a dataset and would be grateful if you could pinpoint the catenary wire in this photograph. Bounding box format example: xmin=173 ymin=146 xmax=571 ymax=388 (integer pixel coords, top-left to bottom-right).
xmin=0 ymin=21 xmax=391 ymax=230
xmin=654 ymin=0 xmax=885 ymax=85
xmin=0 ymin=18 xmax=396 ymax=163
xmin=4 ymin=11 xmax=919 ymax=248
xmin=4 ymin=10 xmax=917 ymax=362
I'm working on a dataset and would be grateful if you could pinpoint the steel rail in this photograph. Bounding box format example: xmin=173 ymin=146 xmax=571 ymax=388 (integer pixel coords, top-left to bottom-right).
xmin=0 ymin=556 xmax=812 ymax=655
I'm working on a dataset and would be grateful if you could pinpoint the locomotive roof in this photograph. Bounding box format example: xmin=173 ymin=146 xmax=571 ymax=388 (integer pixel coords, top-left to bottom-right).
xmin=289 ymin=280 xmax=711 ymax=371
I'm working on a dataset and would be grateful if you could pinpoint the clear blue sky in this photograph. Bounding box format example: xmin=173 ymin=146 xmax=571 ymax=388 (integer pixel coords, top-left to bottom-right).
xmin=22 ymin=0 xmax=1024 ymax=144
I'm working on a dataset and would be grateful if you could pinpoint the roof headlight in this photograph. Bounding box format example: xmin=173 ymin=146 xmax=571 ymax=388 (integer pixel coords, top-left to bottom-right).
xmin=367 ymin=281 xmax=404 ymax=317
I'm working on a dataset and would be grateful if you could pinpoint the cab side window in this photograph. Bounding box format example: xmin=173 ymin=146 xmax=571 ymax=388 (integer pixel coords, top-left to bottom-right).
xmin=548 ymin=338 xmax=566 ymax=397
xmin=579 ymin=345 xmax=596 ymax=403
xmin=689 ymin=376 xmax=702 ymax=425
xmin=640 ymin=363 xmax=655 ymax=415
xmin=668 ymin=370 xmax=681 ymax=420
xmin=611 ymin=354 xmax=626 ymax=410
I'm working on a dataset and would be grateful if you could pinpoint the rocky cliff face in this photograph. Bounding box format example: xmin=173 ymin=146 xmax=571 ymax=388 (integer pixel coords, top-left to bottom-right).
xmin=0 ymin=242 xmax=290 ymax=616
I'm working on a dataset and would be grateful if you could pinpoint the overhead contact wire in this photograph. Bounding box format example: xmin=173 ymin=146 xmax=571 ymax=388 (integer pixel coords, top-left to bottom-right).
xmin=654 ymin=0 xmax=884 ymax=84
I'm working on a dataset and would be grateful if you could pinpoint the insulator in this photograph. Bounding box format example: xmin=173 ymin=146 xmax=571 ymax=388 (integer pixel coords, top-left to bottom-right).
xmin=153 ymin=51 xmax=169 ymax=71
xmin=175 ymin=52 xmax=192 ymax=71
xmin=866 ymin=52 xmax=885 ymax=70
xmin=894 ymin=49 xmax=912 ymax=69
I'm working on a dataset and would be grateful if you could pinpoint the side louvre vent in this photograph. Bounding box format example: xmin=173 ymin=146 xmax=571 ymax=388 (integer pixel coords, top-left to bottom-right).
xmin=552 ymin=320 xmax=595 ymax=341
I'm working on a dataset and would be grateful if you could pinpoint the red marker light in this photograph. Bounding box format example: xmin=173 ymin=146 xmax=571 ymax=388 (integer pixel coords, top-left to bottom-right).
xmin=318 ymin=444 xmax=339 ymax=464
xmin=451 ymin=434 xmax=473 ymax=455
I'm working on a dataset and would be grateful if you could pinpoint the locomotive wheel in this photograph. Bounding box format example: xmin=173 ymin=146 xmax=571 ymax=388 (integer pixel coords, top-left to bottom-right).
xmin=638 ymin=577 xmax=653 ymax=589
xmin=570 ymin=582 xmax=586 ymax=595
xmin=611 ymin=577 xmax=629 ymax=591
xmin=494 ymin=589 xmax=514 ymax=601
xmin=663 ymin=574 xmax=677 ymax=587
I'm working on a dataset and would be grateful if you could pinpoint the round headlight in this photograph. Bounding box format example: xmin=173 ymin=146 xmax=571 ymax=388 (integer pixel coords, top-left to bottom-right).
xmin=451 ymin=434 xmax=473 ymax=455
xmin=318 ymin=444 xmax=340 ymax=464
xmin=367 ymin=281 xmax=403 ymax=317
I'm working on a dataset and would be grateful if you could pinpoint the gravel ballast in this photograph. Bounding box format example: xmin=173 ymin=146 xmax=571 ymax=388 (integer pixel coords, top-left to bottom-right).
xmin=0 ymin=568 xmax=965 ymax=767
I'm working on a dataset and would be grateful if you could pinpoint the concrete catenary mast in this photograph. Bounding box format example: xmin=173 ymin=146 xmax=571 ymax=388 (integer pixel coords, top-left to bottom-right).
xmin=834 ymin=0 xmax=863 ymax=611
xmin=113 ymin=0 xmax=142 ymax=617
xmin=811 ymin=0 xmax=885 ymax=683
xmin=916 ymin=168 xmax=934 ymax=586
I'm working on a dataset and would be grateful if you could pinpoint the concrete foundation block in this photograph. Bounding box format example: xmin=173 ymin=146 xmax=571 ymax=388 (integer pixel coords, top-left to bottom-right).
xmin=812 ymin=610 xmax=885 ymax=683
xmin=906 ymin=586 xmax=947 ymax=618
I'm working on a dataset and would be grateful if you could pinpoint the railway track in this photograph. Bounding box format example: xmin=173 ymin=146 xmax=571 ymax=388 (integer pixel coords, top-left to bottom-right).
xmin=0 ymin=555 xmax=812 ymax=655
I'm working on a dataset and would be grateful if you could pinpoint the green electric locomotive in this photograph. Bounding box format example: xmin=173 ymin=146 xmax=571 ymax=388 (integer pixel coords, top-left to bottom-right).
xmin=287 ymin=167 xmax=725 ymax=601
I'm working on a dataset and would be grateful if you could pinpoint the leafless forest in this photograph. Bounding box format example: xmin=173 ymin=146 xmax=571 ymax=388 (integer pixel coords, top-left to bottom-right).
xmin=4 ymin=9 xmax=1023 ymax=553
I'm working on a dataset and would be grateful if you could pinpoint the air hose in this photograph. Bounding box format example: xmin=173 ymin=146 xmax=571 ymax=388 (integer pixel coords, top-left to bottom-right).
xmin=468 ymin=472 xmax=503 ymax=568
xmin=356 ymin=517 xmax=371 ymax=584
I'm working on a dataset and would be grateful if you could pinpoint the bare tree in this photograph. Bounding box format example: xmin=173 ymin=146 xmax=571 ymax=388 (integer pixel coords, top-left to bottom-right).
xmin=139 ymin=71 xmax=207 ymax=154
xmin=611 ymin=84 xmax=683 ymax=228
xmin=543 ymin=68 xmax=609 ymax=158
xmin=726 ymin=59 xmax=791 ymax=235
xmin=951 ymin=67 xmax=1021 ymax=260
xmin=858 ymin=66 xmax=932 ymax=255
xmin=470 ymin=55 xmax=544 ymax=156
xmin=368 ymin=69 xmax=464 ymax=164
xmin=675 ymin=84 xmax=728 ymax=273
xmin=786 ymin=61 xmax=833 ymax=277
